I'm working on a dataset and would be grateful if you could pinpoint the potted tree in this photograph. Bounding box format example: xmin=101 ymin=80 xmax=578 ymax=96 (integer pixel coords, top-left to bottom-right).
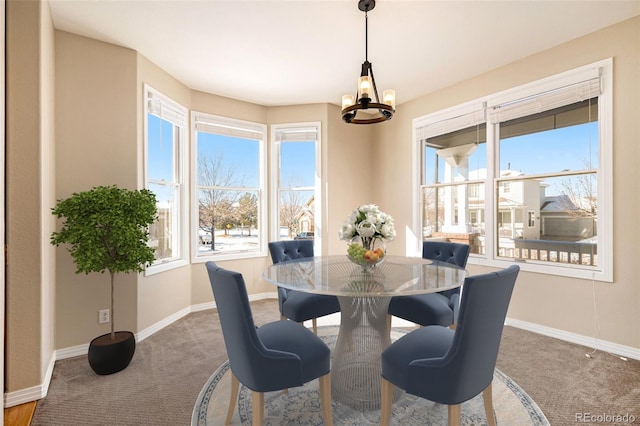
xmin=51 ymin=185 xmax=157 ymax=375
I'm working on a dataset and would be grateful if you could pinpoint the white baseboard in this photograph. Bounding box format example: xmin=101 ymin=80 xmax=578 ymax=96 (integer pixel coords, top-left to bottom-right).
xmin=4 ymin=354 xmax=55 ymax=408
xmin=136 ymin=306 xmax=192 ymax=343
xmin=505 ymin=317 xmax=640 ymax=361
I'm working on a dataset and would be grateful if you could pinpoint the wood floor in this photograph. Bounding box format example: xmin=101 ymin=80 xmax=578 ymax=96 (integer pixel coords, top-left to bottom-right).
xmin=4 ymin=401 xmax=36 ymax=426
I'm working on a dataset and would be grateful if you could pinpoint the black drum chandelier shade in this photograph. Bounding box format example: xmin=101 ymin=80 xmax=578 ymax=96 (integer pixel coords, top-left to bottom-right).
xmin=341 ymin=0 xmax=395 ymax=124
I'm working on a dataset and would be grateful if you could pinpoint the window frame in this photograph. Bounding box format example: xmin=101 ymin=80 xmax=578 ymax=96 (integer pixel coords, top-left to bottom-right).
xmin=270 ymin=122 xmax=322 ymax=252
xmin=413 ymin=58 xmax=613 ymax=281
xmin=143 ymin=84 xmax=189 ymax=275
xmin=191 ymin=112 xmax=267 ymax=262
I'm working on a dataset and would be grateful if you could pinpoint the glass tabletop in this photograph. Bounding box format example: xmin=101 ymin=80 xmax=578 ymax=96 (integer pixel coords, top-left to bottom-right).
xmin=262 ymin=255 xmax=467 ymax=297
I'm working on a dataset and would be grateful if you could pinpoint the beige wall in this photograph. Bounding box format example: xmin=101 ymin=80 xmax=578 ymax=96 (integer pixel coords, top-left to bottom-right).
xmin=40 ymin=0 xmax=56 ymax=391
xmin=55 ymin=31 xmax=139 ymax=348
xmin=5 ymin=0 xmax=56 ymax=393
xmin=325 ymin=104 xmax=376 ymax=255
xmin=375 ymin=16 xmax=640 ymax=349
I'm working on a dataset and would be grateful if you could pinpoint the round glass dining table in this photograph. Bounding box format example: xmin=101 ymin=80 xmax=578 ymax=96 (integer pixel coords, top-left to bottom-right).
xmin=262 ymin=255 xmax=467 ymax=411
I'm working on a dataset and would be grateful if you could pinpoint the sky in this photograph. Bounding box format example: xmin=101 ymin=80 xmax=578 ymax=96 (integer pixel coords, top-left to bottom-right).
xmin=426 ymin=121 xmax=598 ymax=188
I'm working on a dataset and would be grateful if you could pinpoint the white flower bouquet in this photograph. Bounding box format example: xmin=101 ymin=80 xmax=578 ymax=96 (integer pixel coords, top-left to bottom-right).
xmin=339 ymin=204 xmax=396 ymax=265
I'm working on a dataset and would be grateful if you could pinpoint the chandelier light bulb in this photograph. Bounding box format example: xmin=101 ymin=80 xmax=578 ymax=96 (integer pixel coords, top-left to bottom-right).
xmin=358 ymin=76 xmax=373 ymax=100
xmin=383 ymin=90 xmax=396 ymax=109
xmin=342 ymin=94 xmax=355 ymax=110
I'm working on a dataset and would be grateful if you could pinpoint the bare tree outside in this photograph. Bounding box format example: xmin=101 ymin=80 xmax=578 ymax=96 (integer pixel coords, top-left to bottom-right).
xmin=280 ymin=190 xmax=308 ymax=238
xmin=198 ymin=154 xmax=246 ymax=248
xmin=556 ymin=172 xmax=597 ymax=220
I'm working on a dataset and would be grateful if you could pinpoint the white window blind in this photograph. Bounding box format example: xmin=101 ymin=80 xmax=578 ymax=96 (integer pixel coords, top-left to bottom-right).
xmin=489 ymin=70 xmax=601 ymax=124
xmin=416 ymin=104 xmax=486 ymax=142
xmin=273 ymin=127 xmax=318 ymax=142
xmin=193 ymin=113 xmax=264 ymax=140
xmin=146 ymin=91 xmax=187 ymax=127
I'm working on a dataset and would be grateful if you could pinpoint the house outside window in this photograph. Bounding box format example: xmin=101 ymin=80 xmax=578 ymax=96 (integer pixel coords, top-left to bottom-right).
xmin=271 ymin=123 xmax=321 ymax=248
xmin=192 ymin=112 xmax=267 ymax=261
xmin=414 ymin=59 xmax=612 ymax=281
xmin=144 ymin=85 xmax=189 ymax=274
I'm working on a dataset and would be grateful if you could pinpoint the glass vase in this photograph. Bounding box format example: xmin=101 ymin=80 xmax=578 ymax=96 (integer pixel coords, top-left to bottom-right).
xmin=346 ymin=235 xmax=386 ymax=268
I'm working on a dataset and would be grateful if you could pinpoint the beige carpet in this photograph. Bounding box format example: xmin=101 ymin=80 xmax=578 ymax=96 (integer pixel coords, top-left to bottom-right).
xmin=192 ymin=326 xmax=548 ymax=425
xmin=31 ymin=299 xmax=640 ymax=425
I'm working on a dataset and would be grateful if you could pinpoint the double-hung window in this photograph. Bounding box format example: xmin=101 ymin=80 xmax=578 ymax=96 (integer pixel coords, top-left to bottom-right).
xmin=192 ymin=112 xmax=266 ymax=261
xmin=417 ymin=102 xmax=487 ymax=246
xmin=270 ymin=123 xmax=321 ymax=249
xmin=144 ymin=85 xmax=189 ymax=273
xmin=415 ymin=59 xmax=612 ymax=281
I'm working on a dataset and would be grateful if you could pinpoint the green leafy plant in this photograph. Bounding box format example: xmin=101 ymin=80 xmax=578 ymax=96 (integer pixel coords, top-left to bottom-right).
xmin=51 ymin=185 xmax=158 ymax=339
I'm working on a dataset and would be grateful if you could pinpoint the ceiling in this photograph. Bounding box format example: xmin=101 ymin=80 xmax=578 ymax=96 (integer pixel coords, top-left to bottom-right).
xmin=48 ymin=0 xmax=640 ymax=108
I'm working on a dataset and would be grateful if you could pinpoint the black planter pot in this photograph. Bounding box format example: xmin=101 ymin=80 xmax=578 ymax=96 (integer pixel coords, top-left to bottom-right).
xmin=87 ymin=331 xmax=136 ymax=375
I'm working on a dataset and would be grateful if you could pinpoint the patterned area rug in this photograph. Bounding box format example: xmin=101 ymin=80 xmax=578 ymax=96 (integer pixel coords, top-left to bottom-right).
xmin=192 ymin=327 xmax=549 ymax=425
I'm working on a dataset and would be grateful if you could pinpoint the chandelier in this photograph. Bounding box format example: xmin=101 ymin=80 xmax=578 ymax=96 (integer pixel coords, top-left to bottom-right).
xmin=341 ymin=0 xmax=395 ymax=124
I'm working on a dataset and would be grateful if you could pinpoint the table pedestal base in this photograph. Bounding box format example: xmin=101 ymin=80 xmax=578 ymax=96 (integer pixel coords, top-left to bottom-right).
xmin=331 ymin=295 xmax=401 ymax=411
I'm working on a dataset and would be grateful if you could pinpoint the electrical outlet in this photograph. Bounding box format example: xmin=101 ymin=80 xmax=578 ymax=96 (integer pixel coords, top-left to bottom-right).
xmin=99 ymin=309 xmax=110 ymax=324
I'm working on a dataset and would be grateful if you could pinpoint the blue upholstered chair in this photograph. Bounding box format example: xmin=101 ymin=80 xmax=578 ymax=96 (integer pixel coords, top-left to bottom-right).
xmin=387 ymin=241 xmax=471 ymax=328
xmin=268 ymin=240 xmax=340 ymax=334
xmin=380 ymin=265 xmax=520 ymax=426
xmin=205 ymin=261 xmax=333 ymax=425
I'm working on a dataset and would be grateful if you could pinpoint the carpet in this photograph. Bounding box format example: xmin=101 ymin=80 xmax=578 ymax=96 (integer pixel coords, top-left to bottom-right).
xmin=192 ymin=327 xmax=549 ymax=425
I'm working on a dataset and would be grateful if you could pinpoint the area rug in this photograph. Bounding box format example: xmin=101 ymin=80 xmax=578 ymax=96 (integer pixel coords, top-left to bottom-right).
xmin=192 ymin=327 xmax=549 ymax=425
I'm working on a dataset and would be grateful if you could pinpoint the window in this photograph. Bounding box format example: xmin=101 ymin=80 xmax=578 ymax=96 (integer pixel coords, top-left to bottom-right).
xmin=418 ymin=103 xmax=487 ymax=244
xmin=414 ymin=59 xmax=612 ymax=281
xmin=528 ymin=211 xmax=536 ymax=228
xmin=271 ymin=123 xmax=321 ymax=249
xmin=144 ymin=85 xmax=189 ymax=273
xmin=192 ymin=112 xmax=266 ymax=261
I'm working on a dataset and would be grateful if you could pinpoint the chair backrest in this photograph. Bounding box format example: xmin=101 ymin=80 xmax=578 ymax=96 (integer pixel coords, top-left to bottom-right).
xmin=268 ymin=240 xmax=314 ymax=264
xmin=422 ymin=241 xmax=470 ymax=298
xmin=408 ymin=265 xmax=519 ymax=404
xmin=205 ymin=261 xmax=301 ymax=391
xmin=422 ymin=240 xmax=470 ymax=268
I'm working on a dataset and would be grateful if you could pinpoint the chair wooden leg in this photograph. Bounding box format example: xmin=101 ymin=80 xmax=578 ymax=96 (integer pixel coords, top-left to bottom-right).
xmin=225 ymin=373 xmax=240 ymax=425
xmin=312 ymin=318 xmax=318 ymax=335
xmin=318 ymin=373 xmax=333 ymax=426
xmin=252 ymin=391 xmax=264 ymax=425
xmin=280 ymin=314 xmax=286 ymax=321
xmin=448 ymin=404 xmax=461 ymax=426
xmin=449 ymin=323 xmax=457 ymax=330
xmin=483 ymin=383 xmax=496 ymax=426
xmin=380 ymin=377 xmax=394 ymax=426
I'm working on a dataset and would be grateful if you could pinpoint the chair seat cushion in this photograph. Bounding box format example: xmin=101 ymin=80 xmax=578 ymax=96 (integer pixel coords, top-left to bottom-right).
xmin=387 ymin=293 xmax=454 ymax=327
xmin=381 ymin=325 xmax=454 ymax=391
xmin=258 ymin=320 xmax=331 ymax=383
xmin=281 ymin=292 xmax=340 ymax=323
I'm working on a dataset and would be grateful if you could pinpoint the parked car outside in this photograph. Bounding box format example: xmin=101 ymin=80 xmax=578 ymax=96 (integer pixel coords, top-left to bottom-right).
xmin=294 ymin=232 xmax=314 ymax=240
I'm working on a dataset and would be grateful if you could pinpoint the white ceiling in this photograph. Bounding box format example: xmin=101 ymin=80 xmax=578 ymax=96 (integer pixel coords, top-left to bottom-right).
xmin=49 ymin=0 xmax=640 ymax=107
